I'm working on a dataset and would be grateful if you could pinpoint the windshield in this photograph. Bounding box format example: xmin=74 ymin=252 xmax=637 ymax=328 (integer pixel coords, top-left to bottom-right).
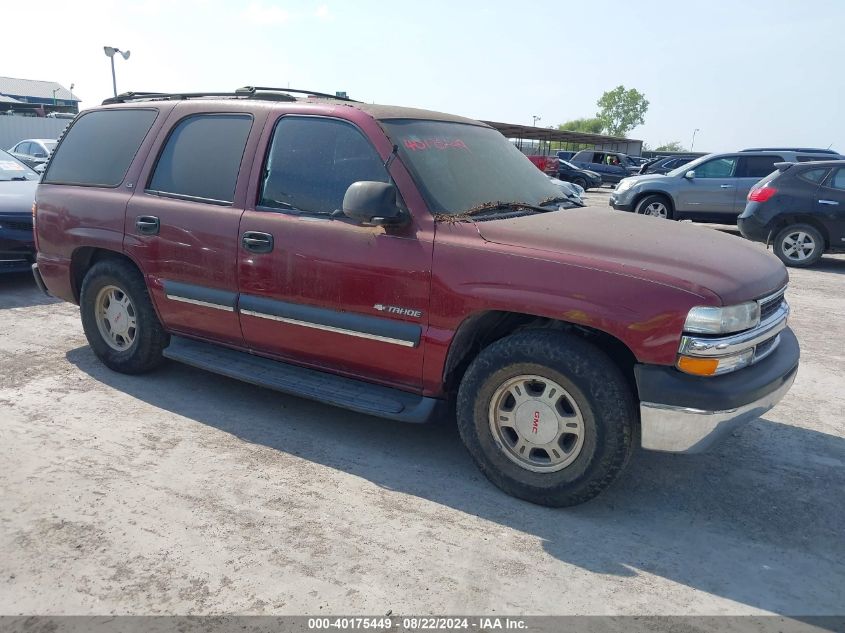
xmin=0 ymin=150 xmax=38 ymax=181
xmin=382 ymin=119 xmax=563 ymax=215
xmin=560 ymin=160 xmax=580 ymax=170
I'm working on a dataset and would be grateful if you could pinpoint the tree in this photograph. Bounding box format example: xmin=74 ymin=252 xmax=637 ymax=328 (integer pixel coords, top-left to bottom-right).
xmin=654 ymin=141 xmax=686 ymax=152
xmin=596 ymin=85 xmax=649 ymax=137
xmin=558 ymin=117 xmax=605 ymax=134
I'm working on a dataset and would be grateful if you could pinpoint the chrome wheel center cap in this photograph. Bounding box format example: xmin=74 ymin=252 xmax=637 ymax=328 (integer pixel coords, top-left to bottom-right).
xmin=106 ymin=303 xmax=130 ymax=336
xmin=514 ymin=401 xmax=558 ymax=445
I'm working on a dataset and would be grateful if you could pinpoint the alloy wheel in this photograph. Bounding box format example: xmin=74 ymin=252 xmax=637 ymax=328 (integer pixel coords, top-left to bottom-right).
xmin=94 ymin=285 xmax=137 ymax=351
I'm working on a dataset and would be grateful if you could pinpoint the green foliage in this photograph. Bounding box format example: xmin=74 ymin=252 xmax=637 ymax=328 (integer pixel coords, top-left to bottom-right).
xmin=654 ymin=141 xmax=686 ymax=152
xmin=558 ymin=117 xmax=605 ymax=134
xmin=596 ymin=85 xmax=649 ymax=137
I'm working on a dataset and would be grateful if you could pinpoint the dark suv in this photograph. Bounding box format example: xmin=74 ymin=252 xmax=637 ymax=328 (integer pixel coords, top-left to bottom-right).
xmin=739 ymin=160 xmax=845 ymax=267
xmin=32 ymin=87 xmax=798 ymax=507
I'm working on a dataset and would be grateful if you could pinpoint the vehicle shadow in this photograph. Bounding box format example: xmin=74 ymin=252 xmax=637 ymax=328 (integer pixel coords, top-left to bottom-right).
xmin=0 ymin=271 xmax=61 ymax=310
xmin=812 ymin=255 xmax=845 ymax=276
xmin=66 ymin=346 xmax=845 ymax=615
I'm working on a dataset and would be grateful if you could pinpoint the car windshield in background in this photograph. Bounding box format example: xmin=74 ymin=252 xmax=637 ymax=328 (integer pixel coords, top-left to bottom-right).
xmin=560 ymin=160 xmax=580 ymax=170
xmin=382 ymin=119 xmax=562 ymax=215
xmin=0 ymin=150 xmax=38 ymax=181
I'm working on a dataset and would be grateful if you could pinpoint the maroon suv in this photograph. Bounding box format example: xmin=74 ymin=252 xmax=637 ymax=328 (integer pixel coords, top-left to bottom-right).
xmin=32 ymin=87 xmax=799 ymax=506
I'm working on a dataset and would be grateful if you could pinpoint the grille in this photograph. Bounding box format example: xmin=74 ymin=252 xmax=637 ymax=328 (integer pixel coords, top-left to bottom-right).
xmin=759 ymin=288 xmax=786 ymax=322
xmin=0 ymin=218 xmax=33 ymax=231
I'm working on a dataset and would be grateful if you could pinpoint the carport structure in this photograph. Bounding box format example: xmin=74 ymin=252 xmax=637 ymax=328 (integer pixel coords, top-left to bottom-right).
xmin=481 ymin=120 xmax=643 ymax=156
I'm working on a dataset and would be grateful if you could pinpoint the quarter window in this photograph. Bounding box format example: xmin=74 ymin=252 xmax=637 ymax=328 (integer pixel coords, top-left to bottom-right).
xmin=830 ymin=168 xmax=845 ymax=190
xmin=258 ymin=117 xmax=389 ymax=214
xmin=693 ymin=157 xmax=737 ymax=178
xmin=148 ymin=113 xmax=252 ymax=204
xmin=798 ymin=168 xmax=828 ymax=184
xmin=44 ymin=109 xmax=158 ymax=187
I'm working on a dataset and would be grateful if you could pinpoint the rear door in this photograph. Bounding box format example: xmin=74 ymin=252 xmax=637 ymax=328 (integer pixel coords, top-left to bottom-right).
xmin=124 ymin=105 xmax=265 ymax=346
xmin=675 ymin=155 xmax=739 ymax=218
xmin=735 ymin=154 xmax=784 ymax=213
xmin=815 ymin=167 xmax=845 ymax=248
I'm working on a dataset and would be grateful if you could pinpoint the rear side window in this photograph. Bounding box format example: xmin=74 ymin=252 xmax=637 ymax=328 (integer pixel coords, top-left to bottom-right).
xmin=830 ymin=168 xmax=845 ymax=190
xmin=737 ymin=155 xmax=783 ymax=178
xmin=44 ymin=109 xmax=157 ymax=187
xmin=798 ymin=168 xmax=828 ymax=184
xmin=148 ymin=113 xmax=252 ymax=205
xmin=258 ymin=116 xmax=388 ymax=214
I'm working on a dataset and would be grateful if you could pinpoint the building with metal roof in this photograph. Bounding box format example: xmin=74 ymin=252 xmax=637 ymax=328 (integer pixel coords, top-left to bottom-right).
xmin=481 ymin=120 xmax=643 ymax=156
xmin=0 ymin=76 xmax=80 ymax=116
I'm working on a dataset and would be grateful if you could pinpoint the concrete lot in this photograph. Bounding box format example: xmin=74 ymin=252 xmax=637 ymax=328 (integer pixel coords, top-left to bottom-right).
xmin=1 ymin=210 xmax=844 ymax=615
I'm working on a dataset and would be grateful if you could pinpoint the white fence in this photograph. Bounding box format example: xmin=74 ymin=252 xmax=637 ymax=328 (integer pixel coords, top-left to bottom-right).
xmin=0 ymin=116 xmax=71 ymax=150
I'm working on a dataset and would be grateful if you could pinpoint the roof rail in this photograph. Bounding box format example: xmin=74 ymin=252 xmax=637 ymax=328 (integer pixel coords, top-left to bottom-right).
xmin=102 ymin=87 xmax=358 ymax=106
xmin=740 ymin=147 xmax=839 ymax=154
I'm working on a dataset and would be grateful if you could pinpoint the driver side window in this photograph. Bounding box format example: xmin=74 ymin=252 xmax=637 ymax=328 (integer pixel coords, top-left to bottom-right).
xmin=693 ymin=157 xmax=737 ymax=178
xmin=258 ymin=117 xmax=389 ymax=215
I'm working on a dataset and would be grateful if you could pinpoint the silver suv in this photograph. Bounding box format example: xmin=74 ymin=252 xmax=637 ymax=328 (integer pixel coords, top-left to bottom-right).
xmin=609 ymin=148 xmax=844 ymax=221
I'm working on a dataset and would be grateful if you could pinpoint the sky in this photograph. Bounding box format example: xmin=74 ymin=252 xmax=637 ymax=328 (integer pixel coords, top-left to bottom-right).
xmin=6 ymin=0 xmax=845 ymax=153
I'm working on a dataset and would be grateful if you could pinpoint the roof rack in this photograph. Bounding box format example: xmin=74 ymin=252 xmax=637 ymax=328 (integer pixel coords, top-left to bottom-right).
xmin=740 ymin=147 xmax=839 ymax=154
xmin=102 ymin=86 xmax=358 ymax=106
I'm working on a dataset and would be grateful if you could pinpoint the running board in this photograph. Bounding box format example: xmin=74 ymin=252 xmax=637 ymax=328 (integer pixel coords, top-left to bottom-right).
xmin=163 ymin=336 xmax=437 ymax=423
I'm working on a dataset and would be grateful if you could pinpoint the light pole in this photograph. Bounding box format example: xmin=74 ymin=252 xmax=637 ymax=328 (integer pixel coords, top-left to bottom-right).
xmin=690 ymin=128 xmax=700 ymax=152
xmin=532 ymin=115 xmax=541 ymax=126
xmin=103 ymin=46 xmax=131 ymax=98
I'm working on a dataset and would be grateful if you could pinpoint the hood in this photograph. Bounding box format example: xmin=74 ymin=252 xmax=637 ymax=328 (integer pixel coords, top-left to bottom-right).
xmin=583 ymin=170 xmax=602 ymax=179
xmin=624 ymin=173 xmax=673 ymax=185
xmin=0 ymin=180 xmax=38 ymax=214
xmin=475 ymin=209 xmax=787 ymax=304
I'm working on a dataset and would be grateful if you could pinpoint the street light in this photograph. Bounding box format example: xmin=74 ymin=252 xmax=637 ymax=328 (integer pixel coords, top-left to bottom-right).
xmin=532 ymin=115 xmax=541 ymax=126
xmin=690 ymin=128 xmax=701 ymax=152
xmin=103 ymin=46 xmax=131 ymax=98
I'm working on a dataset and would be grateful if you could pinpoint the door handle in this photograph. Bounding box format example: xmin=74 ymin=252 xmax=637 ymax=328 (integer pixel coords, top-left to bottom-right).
xmin=242 ymin=231 xmax=274 ymax=253
xmin=720 ymin=184 xmax=734 ymax=189
xmin=135 ymin=215 xmax=160 ymax=235
xmin=818 ymin=199 xmax=840 ymax=206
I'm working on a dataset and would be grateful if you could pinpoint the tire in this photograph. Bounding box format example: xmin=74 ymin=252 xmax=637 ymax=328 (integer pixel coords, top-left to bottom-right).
xmin=456 ymin=330 xmax=636 ymax=507
xmin=79 ymin=258 xmax=169 ymax=374
xmin=635 ymin=194 xmax=673 ymax=219
xmin=573 ymin=177 xmax=588 ymax=191
xmin=773 ymin=223 xmax=824 ymax=268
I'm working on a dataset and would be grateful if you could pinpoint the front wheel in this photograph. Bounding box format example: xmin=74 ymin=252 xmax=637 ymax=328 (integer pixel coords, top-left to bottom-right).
xmin=456 ymin=330 xmax=635 ymax=507
xmin=773 ymin=224 xmax=824 ymax=267
xmin=635 ymin=194 xmax=672 ymax=219
xmin=573 ymin=177 xmax=588 ymax=190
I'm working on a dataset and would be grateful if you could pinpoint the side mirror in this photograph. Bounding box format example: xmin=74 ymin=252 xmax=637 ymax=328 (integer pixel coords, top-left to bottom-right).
xmin=684 ymin=170 xmax=695 ymax=180
xmin=343 ymin=181 xmax=405 ymax=226
xmin=33 ymin=152 xmax=47 ymax=159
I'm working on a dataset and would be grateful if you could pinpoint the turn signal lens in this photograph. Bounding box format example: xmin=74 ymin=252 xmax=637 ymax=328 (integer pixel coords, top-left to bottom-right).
xmin=677 ymin=356 xmax=719 ymax=376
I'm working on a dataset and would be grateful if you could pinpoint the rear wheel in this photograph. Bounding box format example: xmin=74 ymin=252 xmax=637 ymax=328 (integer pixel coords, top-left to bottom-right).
xmin=456 ymin=330 xmax=635 ymax=507
xmin=635 ymin=194 xmax=672 ymax=219
xmin=774 ymin=224 xmax=824 ymax=267
xmin=80 ymin=258 xmax=169 ymax=374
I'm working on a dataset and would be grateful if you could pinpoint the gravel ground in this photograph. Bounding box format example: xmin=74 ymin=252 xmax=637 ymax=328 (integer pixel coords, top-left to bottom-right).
xmin=1 ymin=228 xmax=843 ymax=616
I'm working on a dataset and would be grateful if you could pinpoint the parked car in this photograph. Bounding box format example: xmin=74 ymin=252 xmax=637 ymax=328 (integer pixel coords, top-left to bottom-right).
xmin=570 ymin=150 xmax=639 ymax=185
xmin=639 ymin=155 xmax=696 ymax=175
xmin=34 ymin=89 xmax=798 ymax=507
xmin=609 ymin=149 xmax=845 ymax=221
xmin=557 ymin=159 xmax=602 ymax=190
xmin=0 ymin=150 xmax=38 ymax=273
xmin=526 ymin=154 xmax=558 ymax=175
xmin=547 ymin=175 xmax=585 ymax=206
xmin=8 ymin=138 xmax=57 ymax=170
xmin=738 ymin=160 xmax=845 ymax=267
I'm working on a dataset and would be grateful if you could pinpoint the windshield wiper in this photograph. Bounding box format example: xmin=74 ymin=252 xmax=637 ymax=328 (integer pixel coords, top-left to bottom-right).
xmin=10 ymin=176 xmax=31 ymax=181
xmin=457 ymin=200 xmax=556 ymax=219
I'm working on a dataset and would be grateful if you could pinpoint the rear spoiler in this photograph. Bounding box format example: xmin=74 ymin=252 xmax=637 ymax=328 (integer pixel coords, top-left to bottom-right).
xmin=774 ymin=162 xmax=795 ymax=171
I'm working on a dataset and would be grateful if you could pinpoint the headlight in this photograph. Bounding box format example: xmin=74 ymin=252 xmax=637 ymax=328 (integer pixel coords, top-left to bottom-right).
xmin=684 ymin=302 xmax=761 ymax=335
xmin=615 ymin=179 xmax=635 ymax=193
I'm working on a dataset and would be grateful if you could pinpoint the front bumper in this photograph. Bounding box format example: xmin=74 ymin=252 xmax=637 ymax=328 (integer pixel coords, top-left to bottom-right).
xmin=636 ymin=327 xmax=799 ymax=453
xmin=608 ymin=194 xmax=633 ymax=212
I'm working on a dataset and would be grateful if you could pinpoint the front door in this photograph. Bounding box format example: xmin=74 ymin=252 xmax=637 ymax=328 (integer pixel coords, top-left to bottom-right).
xmin=125 ymin=107 xmax=261 ymax=346
xmin=816 ymin=166 xmax=845 ymax=248
xmin=237 ymin=115 xmax=432 ymax=390
xmin=675 ymin=155 xmax=738 ymax=218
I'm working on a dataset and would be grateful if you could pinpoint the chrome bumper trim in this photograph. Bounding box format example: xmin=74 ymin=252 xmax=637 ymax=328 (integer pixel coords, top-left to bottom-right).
xmin=639 ymin=370 xmax=797 ymax=453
